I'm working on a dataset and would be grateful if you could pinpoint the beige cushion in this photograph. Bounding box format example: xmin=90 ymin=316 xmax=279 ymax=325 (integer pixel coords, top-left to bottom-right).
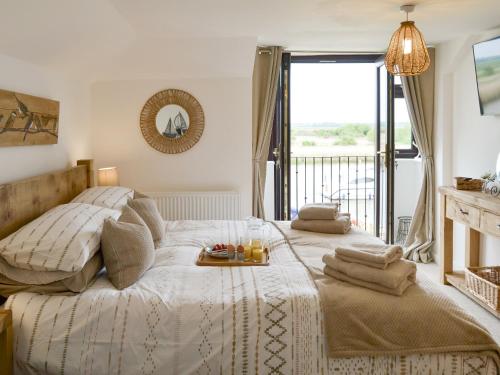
xmin=120 ymin=205 xmax=148 ymax=226
xmin=101 ymin=207 xmax=155 ymax=290
xmin=133 ymin=190 xmax=150 ymax=199
xmin=127 ymin=198 xmax=165 ymax=245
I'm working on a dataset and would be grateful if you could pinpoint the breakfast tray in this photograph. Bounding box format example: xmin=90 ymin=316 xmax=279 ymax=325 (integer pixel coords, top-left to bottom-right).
xmin=196 ymin=248 xmax=269 ymax=266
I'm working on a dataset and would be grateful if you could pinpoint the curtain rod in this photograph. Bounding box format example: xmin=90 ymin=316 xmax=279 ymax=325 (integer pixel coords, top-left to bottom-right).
xmin=258 ymin=48 xmax=384 ymax=55
xmin=287 ymin=50 xmax=383 ymax=55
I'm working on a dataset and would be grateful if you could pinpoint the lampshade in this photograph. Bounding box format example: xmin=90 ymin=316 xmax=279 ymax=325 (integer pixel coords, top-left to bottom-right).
xmin=385 ymin=13 xmax=430 ymax=76
xmin=97 ymin=167 xmax=119 ymax=186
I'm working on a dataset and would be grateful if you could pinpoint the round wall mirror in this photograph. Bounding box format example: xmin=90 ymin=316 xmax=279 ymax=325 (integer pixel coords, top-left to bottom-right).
xmin=140 ymin=89 xmax=204 ymax=154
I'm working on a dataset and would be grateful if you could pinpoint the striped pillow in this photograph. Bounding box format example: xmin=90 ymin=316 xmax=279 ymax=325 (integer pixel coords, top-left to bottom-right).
xmin=71 ymin=186 xmax=134 ymax=210
xmin=0 ymin=203 xmax=119 ymax=273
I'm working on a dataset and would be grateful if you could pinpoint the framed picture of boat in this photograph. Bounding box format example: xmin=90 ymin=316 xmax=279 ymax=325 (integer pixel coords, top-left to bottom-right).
xmin=0 ymin=89 xmax=59 ymax=147
xmin=140 ymin=89 xmax=204 ymax=154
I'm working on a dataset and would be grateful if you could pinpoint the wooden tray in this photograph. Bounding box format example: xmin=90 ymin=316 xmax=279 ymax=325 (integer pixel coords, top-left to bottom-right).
xmin=196 ymin=248 xmax=269 ymax=267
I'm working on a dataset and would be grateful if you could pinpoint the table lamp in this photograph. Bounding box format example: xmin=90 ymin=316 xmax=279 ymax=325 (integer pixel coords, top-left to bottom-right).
xmin=97 ymin=167 xmax=119 ymax=186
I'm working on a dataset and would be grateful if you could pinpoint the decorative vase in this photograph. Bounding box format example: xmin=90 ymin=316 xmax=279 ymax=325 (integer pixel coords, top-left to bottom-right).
xmin=483 ymin=180 xmax=500 ymax=198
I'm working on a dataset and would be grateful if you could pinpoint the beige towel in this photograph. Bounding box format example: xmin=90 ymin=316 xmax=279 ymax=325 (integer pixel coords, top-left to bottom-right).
xmin=324 ymin=266 xmax=414 ymax=296
xmin=335 ymin=244 xmax=403 ymax=269
xmin=298 ymin=203 xmax=339 ymax=220
xmin=291 ymin=214 xmax=351 ymax=234
xmin=323 ymin=255 xmax=416 ymax=294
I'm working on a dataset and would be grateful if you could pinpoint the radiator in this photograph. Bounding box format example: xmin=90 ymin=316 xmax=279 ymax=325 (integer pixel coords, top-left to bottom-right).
xmin=144 ymin=191 xmax=241 ymax=220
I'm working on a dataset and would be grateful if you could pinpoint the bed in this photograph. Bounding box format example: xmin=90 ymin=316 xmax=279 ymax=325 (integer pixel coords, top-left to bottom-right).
xmin=0 ymin=162 xmax=499 ymax=375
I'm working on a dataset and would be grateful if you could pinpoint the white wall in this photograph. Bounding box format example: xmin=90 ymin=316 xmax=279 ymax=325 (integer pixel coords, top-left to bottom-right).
xmin=264 ymin=161 xmax=275 ymax=220
xmin=0 ymin=53 xmax=92 ymax=184
xmin=91 ymin=77 xmax=253 ymax=217
xmin=435 ymin=30 xmax=500 ymax=268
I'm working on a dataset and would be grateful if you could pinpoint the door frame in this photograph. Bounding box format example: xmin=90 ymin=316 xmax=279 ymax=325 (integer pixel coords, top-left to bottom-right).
xmin=269 ymin=53 xmax=291 ymax=220
xmin=273 ymin=53 xmax=399 ymax=234
xmin=375 ymin=61 xmax=396 ymax=243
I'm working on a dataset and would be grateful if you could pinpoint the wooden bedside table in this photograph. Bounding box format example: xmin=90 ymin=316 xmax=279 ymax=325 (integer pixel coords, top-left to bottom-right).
xmin=0 ymin=309 xmax=12 ymax=375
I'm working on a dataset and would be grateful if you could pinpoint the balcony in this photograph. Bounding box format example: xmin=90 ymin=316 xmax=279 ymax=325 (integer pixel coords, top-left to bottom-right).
xmin=290 ymin=156 xmax=376 ymax=233
xmin=264 ymin=157 xmax=422 ymax=239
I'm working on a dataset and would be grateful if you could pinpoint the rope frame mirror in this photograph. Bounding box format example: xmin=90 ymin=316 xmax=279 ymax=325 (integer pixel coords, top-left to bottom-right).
xmin=140 ymin=89 xmax=204 ymax=154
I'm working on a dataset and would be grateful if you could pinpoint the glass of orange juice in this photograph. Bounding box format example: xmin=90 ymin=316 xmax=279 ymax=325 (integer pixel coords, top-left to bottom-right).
xmin=252 ymin=247 xmax=263 ymax=262
xmin=243 ymin=246 xmax=252 ymax=260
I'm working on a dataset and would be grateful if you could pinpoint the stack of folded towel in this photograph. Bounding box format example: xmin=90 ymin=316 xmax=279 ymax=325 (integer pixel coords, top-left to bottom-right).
xmin=322 ymin=244 xmax=416 ymax=296
xmin=291 ymin=203 xmax=351 ymax=234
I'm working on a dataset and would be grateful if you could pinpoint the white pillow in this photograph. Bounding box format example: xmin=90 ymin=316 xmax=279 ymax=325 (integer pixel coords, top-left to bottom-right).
xmin=0 ymin=203 xmax=119 ymax=273
xmin=71 ymin=186 xmax=133 ymax=210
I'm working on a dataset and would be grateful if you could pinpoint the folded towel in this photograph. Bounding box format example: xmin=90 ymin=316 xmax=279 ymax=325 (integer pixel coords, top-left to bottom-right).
xmin=323 ymin=254 xmax=416 ymax=290
xmin=298 ymin=203 xmax=339 ymax=220
xmin=291 ymin=213 xmax=351 ymax=234
xmin=323 ymin=265 xmax=415 ymax=296
xmin=335 ymin=244 xmax=403 ymax=269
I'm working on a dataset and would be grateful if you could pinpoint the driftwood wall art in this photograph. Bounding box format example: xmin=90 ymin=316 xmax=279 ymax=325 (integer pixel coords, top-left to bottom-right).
xmin=0 ymin=89 xmax=59 ymax=147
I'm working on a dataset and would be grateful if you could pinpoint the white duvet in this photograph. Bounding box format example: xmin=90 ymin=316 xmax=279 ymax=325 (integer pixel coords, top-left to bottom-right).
xmin=6 ymin=220 xmax=498 ymax=375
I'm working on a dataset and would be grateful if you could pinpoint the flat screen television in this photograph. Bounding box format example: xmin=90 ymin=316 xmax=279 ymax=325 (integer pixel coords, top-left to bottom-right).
xmin=473 ymin=36 xmax=500 ymax=116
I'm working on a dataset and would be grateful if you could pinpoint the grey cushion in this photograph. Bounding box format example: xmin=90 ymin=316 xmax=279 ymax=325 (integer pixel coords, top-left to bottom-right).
xmin=133 ymin=190 xmax=150 ymax=199
xmin=120 ymin=205 xmax=148 ymax=226
xmin=101 ymin=206 xmax=155 ymax=290
xmin=127 ymin=198 xmax=165 ymax=246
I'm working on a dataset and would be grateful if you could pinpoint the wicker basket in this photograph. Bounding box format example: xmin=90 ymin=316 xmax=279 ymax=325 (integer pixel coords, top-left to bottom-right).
xmin=465 ymin=266 xmax=500 ymax=311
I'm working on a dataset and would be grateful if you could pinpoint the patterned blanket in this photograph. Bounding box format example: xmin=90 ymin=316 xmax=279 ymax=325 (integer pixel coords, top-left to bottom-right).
xmin=5 ymin=220 xmax=499 ymax=374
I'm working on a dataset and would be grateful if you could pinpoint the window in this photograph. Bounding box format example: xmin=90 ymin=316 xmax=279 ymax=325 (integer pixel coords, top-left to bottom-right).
xmin=394 ymin=77 xmax=418 ymax=158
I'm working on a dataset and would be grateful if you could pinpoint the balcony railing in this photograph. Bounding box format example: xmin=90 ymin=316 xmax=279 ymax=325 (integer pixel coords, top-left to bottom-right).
xmin=290 ymin=155 xmax=377 ymax=234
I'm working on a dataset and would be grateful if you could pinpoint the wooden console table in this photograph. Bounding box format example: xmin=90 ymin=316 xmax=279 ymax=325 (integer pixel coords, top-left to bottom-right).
xmin=439 ymin=186 xmax=500 ymax=318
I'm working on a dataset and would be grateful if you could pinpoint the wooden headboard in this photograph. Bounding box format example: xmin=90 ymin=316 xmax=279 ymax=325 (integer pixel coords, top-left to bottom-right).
xmin=0 ymin=160 xmax=94 ymax=240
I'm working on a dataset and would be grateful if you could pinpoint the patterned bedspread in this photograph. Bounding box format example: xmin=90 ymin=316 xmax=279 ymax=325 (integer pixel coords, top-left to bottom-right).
xmin=6 ymin=220 xmax=499 ymax=375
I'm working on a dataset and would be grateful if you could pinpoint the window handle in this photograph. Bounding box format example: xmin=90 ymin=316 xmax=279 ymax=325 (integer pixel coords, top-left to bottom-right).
xmin=459 ymin=208 xmax=469 ymax=215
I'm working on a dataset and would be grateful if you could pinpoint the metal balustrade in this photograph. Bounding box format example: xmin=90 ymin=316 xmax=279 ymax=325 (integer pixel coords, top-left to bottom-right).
xmin=290 ymin=155 xmax=376 ymax=234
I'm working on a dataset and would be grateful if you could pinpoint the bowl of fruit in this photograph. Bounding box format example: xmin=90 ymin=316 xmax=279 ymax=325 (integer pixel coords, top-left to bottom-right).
xmin=205 ymin=243 xmax=230 ymax=258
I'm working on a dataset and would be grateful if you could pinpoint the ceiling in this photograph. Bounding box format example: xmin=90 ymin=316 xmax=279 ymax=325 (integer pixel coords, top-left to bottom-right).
xmin=1 ymin=0 xmax=499 ymax=80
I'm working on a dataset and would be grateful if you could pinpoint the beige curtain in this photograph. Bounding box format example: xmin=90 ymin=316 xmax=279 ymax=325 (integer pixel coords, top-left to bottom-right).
xmin=252 ymin=46 xmax=283 ymax=219
xmin=402 ymin=48 xmax=435 ymax=263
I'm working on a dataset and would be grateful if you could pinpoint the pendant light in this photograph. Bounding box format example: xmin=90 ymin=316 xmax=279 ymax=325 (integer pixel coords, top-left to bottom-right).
xmin=384 ymin=4 xmax=430 ymax=76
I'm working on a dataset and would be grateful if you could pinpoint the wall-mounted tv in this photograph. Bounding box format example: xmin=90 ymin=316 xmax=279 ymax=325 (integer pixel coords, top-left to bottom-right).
xmin=473 ymin=36 xmax=500 ymax=116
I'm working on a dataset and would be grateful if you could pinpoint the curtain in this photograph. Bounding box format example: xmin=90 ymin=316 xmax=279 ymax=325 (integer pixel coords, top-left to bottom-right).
xmin=401 ymin=48 xmax=435 ymax=263
xmin=252 ymin=46 xmax=283 ymax=219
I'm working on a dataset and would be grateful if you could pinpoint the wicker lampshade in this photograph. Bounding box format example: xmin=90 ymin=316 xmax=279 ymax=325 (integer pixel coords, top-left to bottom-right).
xmin=384 ymin=20 xmax=430 ymax=76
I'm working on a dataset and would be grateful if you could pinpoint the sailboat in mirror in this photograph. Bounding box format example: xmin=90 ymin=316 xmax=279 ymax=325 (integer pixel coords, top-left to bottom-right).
xmin=163 ymin=118 xmax=177 ymax=138
xmin=174 ymin=112 xmax=188 ymax=136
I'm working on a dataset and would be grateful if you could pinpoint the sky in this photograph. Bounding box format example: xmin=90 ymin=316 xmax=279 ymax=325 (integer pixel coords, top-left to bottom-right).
xmin=290 ymin=63 xmax=377 ymax=125
xmin=473 ymin=37 xmax=500 ymax=60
